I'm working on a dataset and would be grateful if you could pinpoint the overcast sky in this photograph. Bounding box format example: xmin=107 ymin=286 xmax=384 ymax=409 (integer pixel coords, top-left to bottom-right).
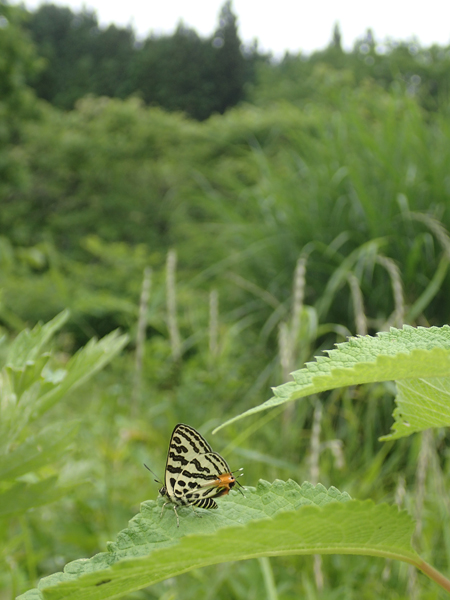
xmin=21 ymin=0 xmax=450 ymax=57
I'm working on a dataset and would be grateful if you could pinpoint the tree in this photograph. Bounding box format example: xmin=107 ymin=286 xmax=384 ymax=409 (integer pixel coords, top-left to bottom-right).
xmin=0 ymin=3 xmax=41 ymax=192
xmin=130 ymin=2 xmax=249 ymax=120
xmin=129 ymin=24 xmax=216 ymax=120
xmin=330 ymin=23 xmax=342 ymax=50
xmin=90 ymin=24 xmax=136 ymax=98
xmin=23 ymin=1 xmax=253 ymax=119
xmin=25 ymin=4 xmax=136 ymax=108
xmin=210 ymin=0 xmax=246 ymax=113
xmin=0 ymin=4 xmax=41 ymax=120
xmin=25 ymin=4 xmax=99 ymax=107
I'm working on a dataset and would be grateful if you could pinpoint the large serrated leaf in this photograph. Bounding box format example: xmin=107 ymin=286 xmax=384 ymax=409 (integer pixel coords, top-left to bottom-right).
xmin=17 ymin=481 xmax=419 ymax=600
xmin=215 ymin=326 xmax=450 ymax=438
xmin=380 ymin=376 xmax=450 ymax=440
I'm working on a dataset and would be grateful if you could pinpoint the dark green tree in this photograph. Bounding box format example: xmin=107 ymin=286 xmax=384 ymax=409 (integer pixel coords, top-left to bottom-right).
xmin=25 ymin=4 xmax=99 ymax=107
xmin=0 ymin=3 xmax=41 ymax=192
xmin=130 ymin=1 xmax=250 ymax=119
xmin=210 ymin=0 xmax=246 ymax=113
xmin=0 ymin=4 xmax=41 ymax=122
xmin=23 ymin=1 xmax=254 ymax=119
xmin=90 ymin=24 xmax=136 ymax=98
xmin=25 ymin=4 xmax=135 ymax=108
xmin=331 ymin=23 xmax=342 ymax=50
xmin=129 ymin=24 xmax=216 ymax=120
xmin=309 ymin=24 xmax=349 ymax=70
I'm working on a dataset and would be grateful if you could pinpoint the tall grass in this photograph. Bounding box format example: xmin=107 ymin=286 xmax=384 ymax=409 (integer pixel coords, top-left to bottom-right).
xmin=185 ymin=90 xmax=450 ymax=336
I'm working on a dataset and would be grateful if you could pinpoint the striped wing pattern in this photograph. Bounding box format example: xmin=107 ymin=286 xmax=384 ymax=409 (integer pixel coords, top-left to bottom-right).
xmin=160 ymin=424 xmax=235 ymax=511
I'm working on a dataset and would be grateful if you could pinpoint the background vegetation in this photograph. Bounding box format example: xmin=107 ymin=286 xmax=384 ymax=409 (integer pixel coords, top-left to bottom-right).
xmin=1 ymin=0 xmax=450 ymax=597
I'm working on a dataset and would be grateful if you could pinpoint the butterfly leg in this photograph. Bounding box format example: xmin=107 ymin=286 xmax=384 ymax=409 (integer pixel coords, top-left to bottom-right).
xmin=159 ymin=501 xmax=180 ymax=527
xmin=160 ymin=501 xmax=170 ymax=520
xmin=192 ymin=507 xmax=203 ymax=519
xmin=173 ymin=506 xmax=180 ymax=527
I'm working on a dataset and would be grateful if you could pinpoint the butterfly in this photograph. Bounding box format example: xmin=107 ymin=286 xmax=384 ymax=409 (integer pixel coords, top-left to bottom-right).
xmin=145 ymin=423 xmax=244 ymax=526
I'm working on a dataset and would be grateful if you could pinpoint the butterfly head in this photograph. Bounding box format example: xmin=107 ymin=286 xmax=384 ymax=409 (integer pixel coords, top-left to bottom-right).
xmin=209 ymin=467 xmax=245 ymax=497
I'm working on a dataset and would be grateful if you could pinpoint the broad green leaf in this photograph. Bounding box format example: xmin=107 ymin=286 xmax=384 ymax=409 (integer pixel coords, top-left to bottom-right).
xmin=1 ymin=327 xmax=128 ymax=450
xmin=0 ymin=477 xmax=75 ymax=517
xmin=380 ymin=377 xmax=450 ymax=440
xmin=32 ymin=330 xmax=129 ymax=420
xmin=5 ymin=311 xmax=70 ymax=369
xmin=5 ymin=355 xmax=51 ymax=400
xmin=17 ymin=480 xmax=422 ymax=600
xmin=0 ymin=422 xmax=79 ymax=481
xmin=215 ymin=325 xmax=450 ymax=438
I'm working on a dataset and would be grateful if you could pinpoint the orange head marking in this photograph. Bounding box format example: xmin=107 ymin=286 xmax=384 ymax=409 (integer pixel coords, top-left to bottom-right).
xmin=213 ymin=472 xmax=236 ymax=496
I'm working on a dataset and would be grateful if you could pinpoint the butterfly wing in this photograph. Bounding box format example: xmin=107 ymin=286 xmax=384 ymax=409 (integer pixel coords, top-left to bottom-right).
xmin=164 ymin=424 xmax=234 ymax=508
xmin=164 ymin=423 xmax=214 ymax=504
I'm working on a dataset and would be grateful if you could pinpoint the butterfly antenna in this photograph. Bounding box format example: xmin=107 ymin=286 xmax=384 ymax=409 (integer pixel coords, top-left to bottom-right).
xmin=236 ymin=479 xmax=246 ymax=496
xmin=143 ymin=463 xmax=162 ymax=484
xmin=233 ymin=467 xmax=246 ymax=496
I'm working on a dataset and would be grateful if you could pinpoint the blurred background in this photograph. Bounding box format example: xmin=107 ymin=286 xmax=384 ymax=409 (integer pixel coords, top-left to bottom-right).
xmin=1 ymin=1 xmax=450 ymax=597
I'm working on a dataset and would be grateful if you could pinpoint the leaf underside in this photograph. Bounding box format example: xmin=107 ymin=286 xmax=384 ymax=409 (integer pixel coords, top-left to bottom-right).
xmin=215 ymin=325 xmax=450 ymax=439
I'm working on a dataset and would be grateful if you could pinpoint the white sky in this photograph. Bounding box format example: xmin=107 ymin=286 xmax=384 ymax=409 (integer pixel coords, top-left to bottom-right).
xmin=21 ymin=0 xmax=450 ymax=57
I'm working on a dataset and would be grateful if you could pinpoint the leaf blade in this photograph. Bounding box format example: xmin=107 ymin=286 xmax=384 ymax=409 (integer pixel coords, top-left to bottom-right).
xmin=215 ymin=326 xmax=450 ymax=435
xmin=16 ymin=481 xmax=419 ymax=600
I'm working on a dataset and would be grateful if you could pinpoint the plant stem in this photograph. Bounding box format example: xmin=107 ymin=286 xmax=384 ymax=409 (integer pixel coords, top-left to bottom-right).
xmin=413 ymin=558 xmax=450 ymax=592
xmin=166 ymin=249 xmax=181 ymax=360
xmin=258 ymin=557 xmax=278 ymax=600
xmin=133 ymin=266 xmax=151 ymax=409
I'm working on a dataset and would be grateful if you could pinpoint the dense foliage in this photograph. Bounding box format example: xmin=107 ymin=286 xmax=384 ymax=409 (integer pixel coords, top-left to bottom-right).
xmin=1 ymin=1 xmax=450 ymax=598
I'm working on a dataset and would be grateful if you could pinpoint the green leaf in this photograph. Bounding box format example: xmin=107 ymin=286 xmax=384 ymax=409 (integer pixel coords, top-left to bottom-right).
xmin=5 ymin=354 xmax=51 ymax=399
xmin=380 ymin=377 xmax=450 ymax=440
xmin=5 ymin=311 xmax=70 ymax=369
xmin=32 ymin=329 xmax=129 ymax=420
xmin=0 ymin=421 xmax=79 ymax=481
xmin=17 ymin=480 xmax=421 ymax=600
xmin=0 ymin=477 xmax=74 ymax=517
xmin=0 ymin=326 xmax=128 ymax=451
xmin=215 ymin=325 xmax=450 ymax=438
